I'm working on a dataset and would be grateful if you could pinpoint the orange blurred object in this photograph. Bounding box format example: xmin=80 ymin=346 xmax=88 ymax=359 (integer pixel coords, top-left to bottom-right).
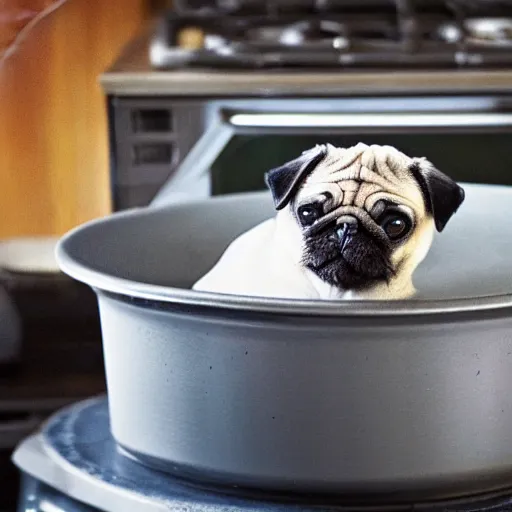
xmin=0 ymin=1 xmax=60 ymax=56
xmin=0 ymin=0 xmax=152 ymax=237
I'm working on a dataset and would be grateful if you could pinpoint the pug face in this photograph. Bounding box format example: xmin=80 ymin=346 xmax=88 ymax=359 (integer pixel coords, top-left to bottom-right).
xmin=265 ymin=143 xmax=465 ymax=298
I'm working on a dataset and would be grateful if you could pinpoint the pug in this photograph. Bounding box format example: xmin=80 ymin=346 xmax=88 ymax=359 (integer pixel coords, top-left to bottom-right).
xmin=193 ymin=143 xmax=465 ymax=300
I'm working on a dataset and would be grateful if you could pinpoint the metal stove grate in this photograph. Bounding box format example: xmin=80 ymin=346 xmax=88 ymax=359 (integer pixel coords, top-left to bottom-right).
xmin=150 ymin=0 xmax=512 ymax=69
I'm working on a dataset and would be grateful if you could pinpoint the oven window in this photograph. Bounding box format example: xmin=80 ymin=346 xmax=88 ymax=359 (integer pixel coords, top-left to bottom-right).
xmin=210 ymin=133 xmax=512 ymax=196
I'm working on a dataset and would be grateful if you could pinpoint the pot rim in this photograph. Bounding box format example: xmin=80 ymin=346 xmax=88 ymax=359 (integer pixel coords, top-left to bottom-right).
xmin=56 ymin=195 xmax=512 ymax=318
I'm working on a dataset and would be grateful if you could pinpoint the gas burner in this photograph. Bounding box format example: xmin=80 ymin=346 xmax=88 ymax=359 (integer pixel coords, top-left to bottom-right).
xmin=205 ymin=20 xmax=351 ymax=53
xmin=439 ymin=17 xmax=512 ymax=46
xmin=150 ymin=2 xmax=512 ymax=69
xmin=255 ymin=21 xmax=349 ymax=47
xmin=466 ymin=18 xmax=512 ymax=45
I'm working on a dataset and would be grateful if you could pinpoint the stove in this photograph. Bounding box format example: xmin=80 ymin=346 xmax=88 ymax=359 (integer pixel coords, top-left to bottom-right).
xmin=150 ymin=0 xmax=512 ymax=69
xmin=12 ymin=396 xmax=512 ymax=512
xmin=100 ymin=0 xmax=512 ymax=212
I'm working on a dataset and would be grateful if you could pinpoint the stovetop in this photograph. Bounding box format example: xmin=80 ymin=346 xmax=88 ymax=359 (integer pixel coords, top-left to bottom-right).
xmin=12 ymin=396 xmax=512 ymax=512
xmin=150 ymin=0 xmax=512 ymax=69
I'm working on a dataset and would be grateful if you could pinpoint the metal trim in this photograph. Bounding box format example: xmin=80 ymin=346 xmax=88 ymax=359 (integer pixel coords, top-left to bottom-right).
xmin=150 ymin=119 xmax=235 ymax=207
xmin=228 ymin=112 xmax=512 ymax=129
xmin=55 ymin=187 xmax=512 ymax=319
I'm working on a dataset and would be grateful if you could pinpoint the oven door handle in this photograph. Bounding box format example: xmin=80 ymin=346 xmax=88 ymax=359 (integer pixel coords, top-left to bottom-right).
xmin=226 ymin=111 xmax=512 ymax=130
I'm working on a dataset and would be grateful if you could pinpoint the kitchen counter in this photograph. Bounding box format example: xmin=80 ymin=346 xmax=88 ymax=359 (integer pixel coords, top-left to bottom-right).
xmin=101 ymin=25 xmax=512 ymax=97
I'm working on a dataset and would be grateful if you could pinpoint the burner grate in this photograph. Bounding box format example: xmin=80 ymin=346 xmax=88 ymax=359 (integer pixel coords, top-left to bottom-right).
xmin=150 ymin=0 xmax=512 ymax=69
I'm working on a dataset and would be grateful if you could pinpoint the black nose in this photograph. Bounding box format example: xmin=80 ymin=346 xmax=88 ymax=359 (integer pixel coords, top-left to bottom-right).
xmin=336 ymin=218 xmax=358 ymax=252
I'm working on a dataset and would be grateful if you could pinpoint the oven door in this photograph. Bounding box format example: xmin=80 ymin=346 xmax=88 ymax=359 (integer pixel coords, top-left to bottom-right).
xmin=151 ymin=96 xmax=512 ymax=206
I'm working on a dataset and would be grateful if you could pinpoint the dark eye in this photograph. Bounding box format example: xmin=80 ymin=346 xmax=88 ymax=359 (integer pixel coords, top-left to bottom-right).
xmin=297 ymin=203 xmax=323 ymax=227
xmin=381 ymin=214 xmax=411 ymax=241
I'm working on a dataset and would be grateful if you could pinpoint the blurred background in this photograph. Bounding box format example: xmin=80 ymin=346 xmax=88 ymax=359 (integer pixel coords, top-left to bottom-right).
xmin=0 ymin=0 xmax=169 ymax=238
xmin=0 ymin=1 xmax=168 ymax=510
xmin=1 ymin=0 xmax=512 ymax=510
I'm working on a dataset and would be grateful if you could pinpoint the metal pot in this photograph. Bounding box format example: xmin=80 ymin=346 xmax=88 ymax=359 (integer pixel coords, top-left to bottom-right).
xmin=56 ymin=183 xmax=512 ymax=505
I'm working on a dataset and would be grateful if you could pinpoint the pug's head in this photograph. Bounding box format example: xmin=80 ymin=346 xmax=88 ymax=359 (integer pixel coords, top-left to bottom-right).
xmin=264 ymin=143 xmax=465 ymax=299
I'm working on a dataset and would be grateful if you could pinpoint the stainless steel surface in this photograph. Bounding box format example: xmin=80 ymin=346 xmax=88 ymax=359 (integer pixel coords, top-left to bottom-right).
xmin=100 ymin=27 xmax=512 ymax=96
xmin=56 ymin=183 xmax=512 ymax=501
xmin=101 ymin=68 xmax=512 ymax=96
xmin=227 ymin=111 xmax=512 ymax=128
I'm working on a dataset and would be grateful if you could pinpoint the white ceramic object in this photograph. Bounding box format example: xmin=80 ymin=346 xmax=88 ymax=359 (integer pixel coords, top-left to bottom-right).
xmin=0 ymin=236 xmax=61 ymax=365
xmin=0 ymin=237 xmax=60 ymax=274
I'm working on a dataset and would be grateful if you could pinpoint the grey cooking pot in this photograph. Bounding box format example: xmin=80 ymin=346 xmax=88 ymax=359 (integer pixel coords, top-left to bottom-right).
xmin=56 ymin=183 xmax=512 ymax=505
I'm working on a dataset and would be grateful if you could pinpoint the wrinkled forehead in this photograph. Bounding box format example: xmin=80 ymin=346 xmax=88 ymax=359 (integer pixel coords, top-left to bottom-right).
xmin=297 ymin=143 xmax=425 ymax=213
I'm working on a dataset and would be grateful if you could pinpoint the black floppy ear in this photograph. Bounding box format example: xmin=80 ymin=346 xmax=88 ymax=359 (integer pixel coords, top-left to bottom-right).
xmin=410 ymin=159 xmax=465 ymax=232
xmin=264 ymin=145 xmax=327 ymax=210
